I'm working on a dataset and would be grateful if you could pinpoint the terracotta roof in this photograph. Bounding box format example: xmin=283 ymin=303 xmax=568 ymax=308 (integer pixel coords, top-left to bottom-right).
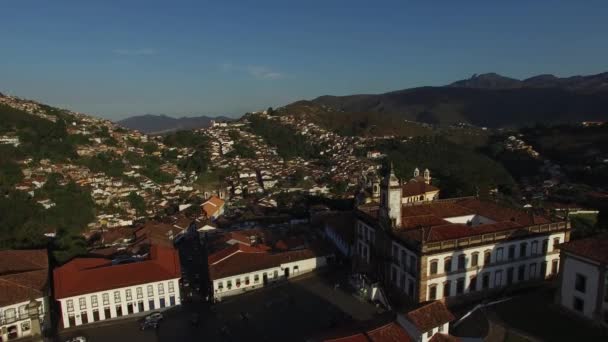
xmin=405 ymin=301 xmax=455 ymax=333
xmin=201 ymin=195 xmax=225 ymax=218
xmin=366 ymin=322 xmax=413 ymax=342
xmin=402 ymin=181 xmax=439 ymax=197
xmin=208 ymin=247 xmax=325 ymax=280
xmin=0 ymin=249 xmax=48 ymax=306
xmin=429 ymin=333 xmax=460 ymax=342
xmin=207 ymin=243 xmax=267 ymax=265
xmin=54 ymin=245 xmax=181 ymax=299
xmin=559 ymin=233 xmax=608 ymax=264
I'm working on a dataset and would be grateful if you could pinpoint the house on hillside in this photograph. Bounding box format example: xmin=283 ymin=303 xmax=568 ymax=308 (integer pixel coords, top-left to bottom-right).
xmin=201 ymin=196 xmax=225 ymax=220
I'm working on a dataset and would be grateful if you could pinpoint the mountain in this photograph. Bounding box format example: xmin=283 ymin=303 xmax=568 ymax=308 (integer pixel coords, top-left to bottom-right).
xmin=278 ymin=72 xmax=608 ymax=130
xmin=117 ymin=114 xmax=233 ymax=134
xmin=450 ymin=72 xmax=608 ymax=92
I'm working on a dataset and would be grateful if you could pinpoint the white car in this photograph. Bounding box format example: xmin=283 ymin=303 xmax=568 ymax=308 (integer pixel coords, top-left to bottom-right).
xmin=65 ymin=337 xmax=87 ymax=342
xmin=145 ymin=312 xmax=164 ymax=322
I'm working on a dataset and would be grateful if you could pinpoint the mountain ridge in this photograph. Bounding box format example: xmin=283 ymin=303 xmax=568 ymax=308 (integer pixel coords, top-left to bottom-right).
xmin=277 ymin=71 xmax=608 ymax=131
xmin=117 ymin=114 xmax=233 ymax=134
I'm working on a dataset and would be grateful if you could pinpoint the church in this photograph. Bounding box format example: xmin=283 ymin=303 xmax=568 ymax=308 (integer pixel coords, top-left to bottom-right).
xmin=358 ymin=166 xmax=439 ymax=206
xmin=355 ymin=164 xmax=570 ymax=306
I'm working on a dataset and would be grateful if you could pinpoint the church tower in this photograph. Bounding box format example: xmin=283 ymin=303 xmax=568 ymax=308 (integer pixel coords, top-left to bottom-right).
xmin=423 ymin=168 xmax=431 ymax=185
xmin=414 ymin=167 xmax=420 ymax=178
xmin=380 ymin=163 xmax=402 ymax=228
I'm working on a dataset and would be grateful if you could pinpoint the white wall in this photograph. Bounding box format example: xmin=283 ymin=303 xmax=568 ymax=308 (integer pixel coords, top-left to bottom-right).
xmin=424 ymin=232 xmax=565 ymax=300
xmin=389 ymin=241 xmax=418 ymax=299
xmin=212 ymin=256 xmax=327 ymax=300
xmin=58 ymin=278 xmax=180 ymax=328
xmin=559 ymin=254 xmax=601 ymax=319
xmin=0 ymin=297 xmax=46 ymax=340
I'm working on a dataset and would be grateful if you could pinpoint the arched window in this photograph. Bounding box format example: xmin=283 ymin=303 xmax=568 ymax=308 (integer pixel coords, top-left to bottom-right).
xmin=484 ymin=250 xmax=492 ymax=265
xmin=429 ymin=284 xmax=437 ymax=300
xmin=471 ymin=252 xmax=479 ymax=267
xmin=444 ymin=257 xmax=452 ymax=273
xmin=430 ymin=260 xmax=438 ymax=275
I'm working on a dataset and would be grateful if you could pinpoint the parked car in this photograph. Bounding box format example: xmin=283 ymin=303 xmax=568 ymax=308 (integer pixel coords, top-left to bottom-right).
xmin=145 ymin=312 xmax=164 ymax=322
xmin=65 ymin=337 xmax=87 ymax=342
xmin=140 ymin=320 xmax=159 ymax=331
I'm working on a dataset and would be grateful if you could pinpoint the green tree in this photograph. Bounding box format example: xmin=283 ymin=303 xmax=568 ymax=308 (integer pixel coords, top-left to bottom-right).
xmin=127 ymin=191 xmax=146 ymax=216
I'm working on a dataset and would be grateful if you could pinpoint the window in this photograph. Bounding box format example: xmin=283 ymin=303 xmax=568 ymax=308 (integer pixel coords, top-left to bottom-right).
xmin=508 ymin=246 xmax=515 ymax=260
xmin=469 ymin=276 xmax=478 ymax=291
xmin=427 ymin=331 xmax=433 ymax=338
xmin=391 ymin=266 xmax=397 ymax=283
xmin=520 ymin=242 xmax=527 ymax=257
xmin=236 ymin=278 xmax=241 ymax=287
xmin=91 ymin=295 xmax=98 ymax=308
xmin=158 ymin=283 xmax=165 ymax=295
xmin=484 ymin=250 xmax=492 ymax=265
xmin=227 ymin=280 xmax=233 ymax=289
xmin=19 ymin=305 xmax=27 ymax=318
xmin=159 ymin=298 xmax=166 ymax=308
xmin=274 ymin=270 xmax=279 ymax=278
xmin=245 ymin=276 xmax=250 ymax=285
xmin=541 ymin=239 xmax=549 ymax=254
xmin=102 ymin=293 xmax=109 ymax=305
xmin=531 ymin=241 xmax=539 ymax=255
xmin=529 ymin=263 xmax=537 ymax=279
xmin=456 ymin=278 xmax=465 ymax=294
xmin=507 ymin=267 xmax=514 ymax=285
xmin=409 ymin=255 xmax=416 ymax=273
xmin=573 ymin=297 xmax=584 ymax=312
xmin=114 ymin=291 xmax=121 ymax=303
xmin=116 ymin=305 xmax=123 ymax=317
xmin=518 ymin=265 xmax=526 ymax=281
xmin=551 ymin=259 xmax=559 ymax=275
xmin=218 ymin=281 xmax=224 ymax=290
xmin=443 ymin=281 xmax=451 ymax=297
xmin=148 ymin=300 xmax=155 ymax=310
xmin=482 ymin=273 xmax=490 ymax=289
xmin=401 ymin=250 xmax=407 ymax=269
xmin=138 ymin=302 xmax=144 ymax=312
xmin=471 ymin=252 xmax=479 ymax=267
xmin=79 ymin=297 xmax=87 ymax=310
xmin=4 ymin=308 xmax=16 ymax=322
xmin=496 ymin=248 xmax=504 ymax=262
xmin=170 ymin=296 xmax=176 ymax=306
xmin=494 ymin=270 xmax=503 ymax=287
xmin=553 ymin=238 xmax=560 ymax=251
xmin=147 ymin=285 xmax=154 ymax=297
xmin=430 ymin=260 xmax=438 ymax=275
xmin=540 ymin=261 xmax=547 ymax=279
xmin=137 ymin=287 xmax=143 ymax=299
xmin=429 ymin=285 xmax=437 ymax=300
xmin=575 ymin=274 xmax=587 ymax=293
xmin=254 ymin=274 xmax=260 ymax=283
xmin=168 ymin=281 xmax=175 ymax=293
xmin=294 ymin=265 xmax=299 ymax=272
xmin=457 ymin=254 xmax=466 ymax=270
xmin=67 ymin=299 xmax=74 ymax=312
xmin=444 ymin=257 xmax=452 ymax=273
xmin=126 ymin=289 xmax=132 ymax=301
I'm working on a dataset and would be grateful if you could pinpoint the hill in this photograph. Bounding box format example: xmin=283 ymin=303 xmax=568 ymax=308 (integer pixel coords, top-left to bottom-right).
xmin=278 ymin=72 xmax=608 ymax=131
xmin=117 ymin=114 xmax=233 ymax=134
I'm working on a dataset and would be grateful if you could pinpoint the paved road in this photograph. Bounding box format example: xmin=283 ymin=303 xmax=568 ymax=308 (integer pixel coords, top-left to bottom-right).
xmin=60 ymin=270 xmax=380 ymax=342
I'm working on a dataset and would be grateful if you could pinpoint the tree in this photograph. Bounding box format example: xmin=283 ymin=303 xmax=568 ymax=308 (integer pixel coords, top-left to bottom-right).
xmin=127 ymin=191 xmax=146 ymax=216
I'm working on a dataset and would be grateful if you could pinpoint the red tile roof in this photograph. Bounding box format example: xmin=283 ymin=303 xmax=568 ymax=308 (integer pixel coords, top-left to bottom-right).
xmin=366 ymin=322 xmax=413 ymax=342
xmin=208 ymin=247 xmax=326 ymax=280
xmin=402 ymin=181 xmax=439 ymax=197
xmin=54 ymin=245 xmax=180 ymax=299
xmin=202 ymin=195 xmax=225 ymax=218
xmin=559 ymin=233 xmax=608 ymax=264
xmin=0 ymin=249 xmax=48 ymax=306
xmin=429 ymin=333 xmax=460 ymax=342
xmin=405 ymin=301 xmax=455 ymax=333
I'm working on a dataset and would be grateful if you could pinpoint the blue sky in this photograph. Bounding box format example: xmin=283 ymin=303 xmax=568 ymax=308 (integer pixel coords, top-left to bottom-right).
xmin=1 ymin=0 xmax=607 ymax=120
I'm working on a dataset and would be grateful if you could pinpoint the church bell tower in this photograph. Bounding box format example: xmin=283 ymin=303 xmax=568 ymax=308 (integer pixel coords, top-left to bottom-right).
xmin=380 ymin=163 xmax=402 ymax=228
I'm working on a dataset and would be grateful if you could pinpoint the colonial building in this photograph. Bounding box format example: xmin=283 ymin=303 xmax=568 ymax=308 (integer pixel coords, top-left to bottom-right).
xmin=314 ymin=300 xmax=457 ymax=342
xmin=359 ymin=168 xmax=438 ymax=206
xmin=0 ymin=250 xmax=48 ymax=341
xmin=209 ymin=244 xmax=330 ymax=300
xmin=355 ymin=165 xmax=570 ymax=305
xmin=556 ymin=234 xmax=608 ymax=326
xmin=54 ymin=245 xmax=181 ymax=329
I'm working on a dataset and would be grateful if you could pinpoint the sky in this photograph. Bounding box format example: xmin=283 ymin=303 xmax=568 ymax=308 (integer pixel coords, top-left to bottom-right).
xmin=1 ymin=1 xmax=607 ymax=120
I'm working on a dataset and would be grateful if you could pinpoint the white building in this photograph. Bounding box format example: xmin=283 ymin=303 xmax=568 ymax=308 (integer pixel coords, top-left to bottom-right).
xmin=557 ymin=234 xmax=608 ymax=326
xmin=0 ymin=250 xmax=48 ymax=341
xmin=209 ymin=244 xmax=330 ymax=300
xmin=53 ymin=245 xmax=181 ymax=329
xmin=355 ymin=166 xmax=570 ymax=304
